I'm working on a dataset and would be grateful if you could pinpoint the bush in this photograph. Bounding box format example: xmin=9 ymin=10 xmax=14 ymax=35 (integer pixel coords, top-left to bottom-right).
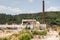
xmin=33 ymin=30 xmax=47 ymax=36
xmin=40 ymin=31 xmax=47 ymax=36
xmin=19 ymin=33 xmax=33 ymax=40
xmin=3 ymin=38 xmax=8 ymax=40
xmin=0 ymin=30 xmax=33 ymax=40
xmin=32 ymin=30 xmax=40 ymax=35
xmin=19 ymin=33 xmax=29 ymax=40
xmin=18 ymin=30 xmax=33 ymax=40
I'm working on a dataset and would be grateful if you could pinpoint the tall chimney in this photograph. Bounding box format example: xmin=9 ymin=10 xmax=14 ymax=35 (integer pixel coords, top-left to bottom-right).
xmin=42 ymin=0 xmax=45 ymax=24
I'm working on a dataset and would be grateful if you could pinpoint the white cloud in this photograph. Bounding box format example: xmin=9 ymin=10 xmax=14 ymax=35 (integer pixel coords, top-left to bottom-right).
xmin=0 ymin=5 xmax=22 ymax=15
xmin=28 ymin=0 xmax=33 ymax=2
xmin=8 ymin=7 xmax=21 ymax=13
xmin=0 ymin=5 xmax=37 ymax=15
xmin=0 ymin=5 xmax=7 ymax=10
xmin=46 ymin=7 xmax=60 ymax=11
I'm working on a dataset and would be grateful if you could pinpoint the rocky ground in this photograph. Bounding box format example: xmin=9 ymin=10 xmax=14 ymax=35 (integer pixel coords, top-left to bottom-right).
xmin=31 ymin=30 xmax=60 ymax=40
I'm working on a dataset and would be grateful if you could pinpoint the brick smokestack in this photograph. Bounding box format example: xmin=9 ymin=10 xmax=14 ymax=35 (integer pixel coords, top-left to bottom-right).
xmin=42 ymin=0 xmax=45 ymax=24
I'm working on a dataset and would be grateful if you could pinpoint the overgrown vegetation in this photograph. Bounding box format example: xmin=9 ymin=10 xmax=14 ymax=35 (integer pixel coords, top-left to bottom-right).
xmin=0 ymin=11 xmax=60 ymax=25
xmin=0 ymin=30 xmax=48 ymax=40
xmin=9 ymin=30 xmax=33 ymax=40
xmin=3 ymin=38 xmax=8 ymax=40
xmin=32 ymin=30 xmax=47 ymax=36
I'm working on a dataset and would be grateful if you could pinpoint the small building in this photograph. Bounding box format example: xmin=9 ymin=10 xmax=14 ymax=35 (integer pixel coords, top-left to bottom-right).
xmin=22 ymin=19 xmax=37 ymax=29
xmin=22 ymin=19 xmax=36 ymax=25
xmin=22 ymin=19 xmax=46 ymax=30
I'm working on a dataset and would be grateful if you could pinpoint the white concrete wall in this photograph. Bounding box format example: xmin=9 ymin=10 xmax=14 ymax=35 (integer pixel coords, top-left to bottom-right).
xmin=40 ymin=24 xmax=46 ymax=30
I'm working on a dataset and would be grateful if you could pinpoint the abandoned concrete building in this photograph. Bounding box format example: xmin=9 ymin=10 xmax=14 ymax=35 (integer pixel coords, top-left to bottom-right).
xmin=22 ymin=19 xmax=46 ymax=30
xmin=0 ymin=19 xmax=46 ymax=30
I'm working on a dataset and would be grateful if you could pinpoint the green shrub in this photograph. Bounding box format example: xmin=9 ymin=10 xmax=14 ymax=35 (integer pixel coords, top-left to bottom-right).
xmin=18 ymin=30 xmax=33 ymax=40
xmin=33 ymin=30 xmax=47 ymax=36
xmin=40 ymin=31 xmax=47 ymax=36
xmin=32 ymin=30 xmax=40 ymax=35
xmin=19 ymin=33 xmax=32 ymax=40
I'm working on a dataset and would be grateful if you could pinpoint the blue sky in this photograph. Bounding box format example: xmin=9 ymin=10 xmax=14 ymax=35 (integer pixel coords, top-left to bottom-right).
xmin=0 ymin=0 xmax=60 ymax=15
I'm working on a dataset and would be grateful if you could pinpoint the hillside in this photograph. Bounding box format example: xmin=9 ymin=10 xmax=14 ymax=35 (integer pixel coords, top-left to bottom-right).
xmin=0 ymin=11 xmax=60 ymax=25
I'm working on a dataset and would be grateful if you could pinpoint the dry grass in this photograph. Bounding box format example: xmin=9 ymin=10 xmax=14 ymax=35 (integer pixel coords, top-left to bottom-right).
xmin=56 ymin=26 xmax=60 ymax=32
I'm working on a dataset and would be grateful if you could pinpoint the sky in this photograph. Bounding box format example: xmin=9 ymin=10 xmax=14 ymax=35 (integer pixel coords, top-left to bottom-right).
xmin=0 ymin=0 xmax=60 ymax=15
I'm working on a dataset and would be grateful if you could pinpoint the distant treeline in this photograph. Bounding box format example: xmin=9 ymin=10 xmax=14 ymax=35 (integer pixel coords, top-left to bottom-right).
xmin=0 ymin=11 xmax=60 ymax=25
